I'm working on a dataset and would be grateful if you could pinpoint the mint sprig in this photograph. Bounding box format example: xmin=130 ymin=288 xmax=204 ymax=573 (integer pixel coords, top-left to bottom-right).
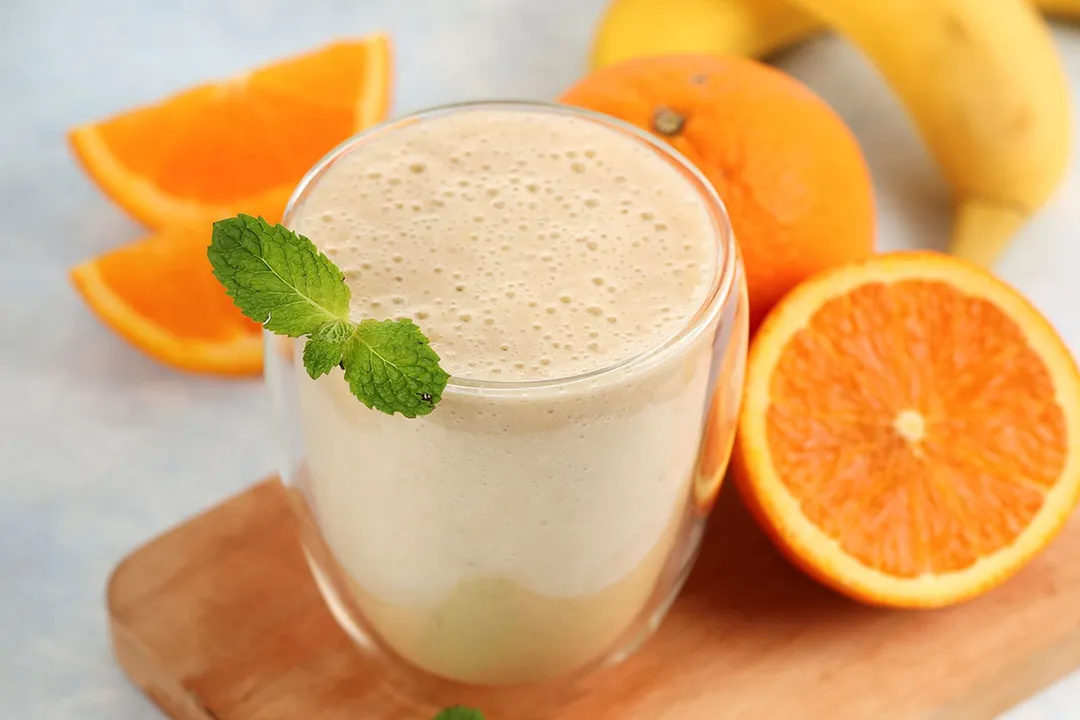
xmin=208 ymin=214 xmax=449 ymax=418
xmin=432 ymin=707 xmax=485 ymax=720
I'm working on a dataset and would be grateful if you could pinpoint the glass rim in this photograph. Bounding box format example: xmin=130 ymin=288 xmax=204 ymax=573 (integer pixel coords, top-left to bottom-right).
xmin=282 ymin=99 xmax=739 ymax=397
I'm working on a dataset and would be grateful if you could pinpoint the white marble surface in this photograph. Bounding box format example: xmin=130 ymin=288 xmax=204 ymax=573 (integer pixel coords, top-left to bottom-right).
xmin=2 ymin=0 xmax=1079 ymax=717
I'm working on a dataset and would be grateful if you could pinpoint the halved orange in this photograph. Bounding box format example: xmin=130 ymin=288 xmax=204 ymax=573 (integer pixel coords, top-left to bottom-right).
xmin=733 ymin=251 xmax=1080 ymax=608
xmin=68 ymin=35 xmax=392 ymax=229
xmin=70 ymin=221 xmax=269 ymax=376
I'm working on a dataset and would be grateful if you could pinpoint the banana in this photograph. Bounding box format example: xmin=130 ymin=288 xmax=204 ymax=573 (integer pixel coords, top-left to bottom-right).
xmin=1038 ymin=0 xmax=1080 ymax=18
xmin=590 ymin=0 xmax=819 ymax=67
xmin=777 ymin=0 xmax=1071 ymax=266
xmin=592 ymin=0 xmax=1080 ymax=68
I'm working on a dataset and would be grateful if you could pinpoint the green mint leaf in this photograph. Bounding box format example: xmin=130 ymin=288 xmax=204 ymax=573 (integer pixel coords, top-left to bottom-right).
xmin=431 ymin=707 xmax=485 ymax=720
xmin=208 ymin=213 xmax=451 ymax=418
xmin=208 ymin=214 xmax=349 ymax=337
xmin=303 ymin=320 xmax=353 ymax=378
xmin=342 ymin=318 xmax=450 ymax=418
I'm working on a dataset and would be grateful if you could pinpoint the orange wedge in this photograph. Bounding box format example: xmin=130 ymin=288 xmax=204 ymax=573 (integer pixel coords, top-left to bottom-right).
xmin=70 ymin=221 xmax=270 ymax=375
xmin=68 ymin=35 xmax=392 ymax=229
xmin=733 ymin=252 xmax=1080 ymax=608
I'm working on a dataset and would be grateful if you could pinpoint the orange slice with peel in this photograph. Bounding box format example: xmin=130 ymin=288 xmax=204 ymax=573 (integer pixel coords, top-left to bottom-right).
xmin=68 ymin=35 xmax=392 ymax=229
xmin=733 ymin=251 xmax=1080 ymax=608
xmin=70 ymin=220 xmax=273 ymax=376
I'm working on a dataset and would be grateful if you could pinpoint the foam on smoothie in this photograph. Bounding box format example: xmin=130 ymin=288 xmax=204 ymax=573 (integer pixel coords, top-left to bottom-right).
xmin=292 ymin=107 xmax=718 ymax=380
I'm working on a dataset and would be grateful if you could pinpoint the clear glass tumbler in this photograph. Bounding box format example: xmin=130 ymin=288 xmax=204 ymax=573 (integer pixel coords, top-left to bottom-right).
xmin=264 ymin=101 xmax=748 ymax=716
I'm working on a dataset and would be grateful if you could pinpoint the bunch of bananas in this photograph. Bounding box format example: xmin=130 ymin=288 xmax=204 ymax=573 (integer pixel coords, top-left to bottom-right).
xmin=592 ymin=0 xmax=1076 ymax=267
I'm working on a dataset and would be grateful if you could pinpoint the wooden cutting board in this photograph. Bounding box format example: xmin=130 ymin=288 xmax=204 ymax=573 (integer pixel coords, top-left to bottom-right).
xmin=107 ymin=477 xmax=1080 ymax=720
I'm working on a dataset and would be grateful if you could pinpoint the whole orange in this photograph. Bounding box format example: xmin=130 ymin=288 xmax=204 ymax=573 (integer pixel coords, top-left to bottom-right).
xmin=559 ymin=54 xmax=875 ymax=332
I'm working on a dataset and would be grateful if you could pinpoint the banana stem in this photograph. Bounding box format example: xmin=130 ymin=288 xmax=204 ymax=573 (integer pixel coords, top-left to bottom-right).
xmin=950 ymin=199 xmax=1029 ymax=269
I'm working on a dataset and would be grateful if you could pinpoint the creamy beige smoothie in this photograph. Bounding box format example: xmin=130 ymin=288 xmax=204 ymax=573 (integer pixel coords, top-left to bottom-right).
xmin=287 ymin=105 xmax=728 ymax=685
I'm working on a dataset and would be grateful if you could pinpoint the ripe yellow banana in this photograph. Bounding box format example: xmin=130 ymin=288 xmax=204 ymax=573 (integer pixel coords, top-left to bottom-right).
xmin=592 ymin=0 xmax=1080 ymax=68
xmin=590 ymin=0 xmax=819 ymax=66
xmin=779 ymin=0 xmax=1071 ymax=266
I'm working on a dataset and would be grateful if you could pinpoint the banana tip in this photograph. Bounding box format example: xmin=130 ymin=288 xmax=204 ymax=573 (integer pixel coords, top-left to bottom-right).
xmin=950 ymin=200 xmax=1031 ymax=269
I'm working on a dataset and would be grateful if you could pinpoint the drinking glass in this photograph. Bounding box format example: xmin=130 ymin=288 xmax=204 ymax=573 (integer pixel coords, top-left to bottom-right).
xmin=264 ymin=101 xmax=748 ymax=715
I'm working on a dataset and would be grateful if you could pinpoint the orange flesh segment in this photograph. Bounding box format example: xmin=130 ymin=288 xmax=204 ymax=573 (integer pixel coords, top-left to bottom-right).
xmin=68 ymin=36 xmax=391 ymax=228
xmin=93 ymin=229 xmax=260 ymax=341
xmin=88 ymin=42 xmax=376 ymax=203
xmin=765 ymin=279 xmax=1067 ymax=578
xmin=69 ymin=225 xmax=264 ymax=376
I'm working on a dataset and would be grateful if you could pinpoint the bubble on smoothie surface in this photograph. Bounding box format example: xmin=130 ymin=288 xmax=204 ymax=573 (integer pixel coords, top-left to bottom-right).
xmin=291 ymin=108 xmax=719 ymax=381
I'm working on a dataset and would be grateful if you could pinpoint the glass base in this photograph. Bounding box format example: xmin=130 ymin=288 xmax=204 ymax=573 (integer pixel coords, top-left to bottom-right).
xmin=287 ymin=483 xmax=705 ymax=718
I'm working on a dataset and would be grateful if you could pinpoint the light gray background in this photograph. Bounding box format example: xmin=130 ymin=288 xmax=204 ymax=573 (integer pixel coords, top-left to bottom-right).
xmin=2 ymin=1 xmax=1079 ymax=717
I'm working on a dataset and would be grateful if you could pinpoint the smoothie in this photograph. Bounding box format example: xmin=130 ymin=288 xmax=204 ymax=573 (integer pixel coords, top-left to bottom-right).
xmin=287 ymin=105 xmax=731 ymax=685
